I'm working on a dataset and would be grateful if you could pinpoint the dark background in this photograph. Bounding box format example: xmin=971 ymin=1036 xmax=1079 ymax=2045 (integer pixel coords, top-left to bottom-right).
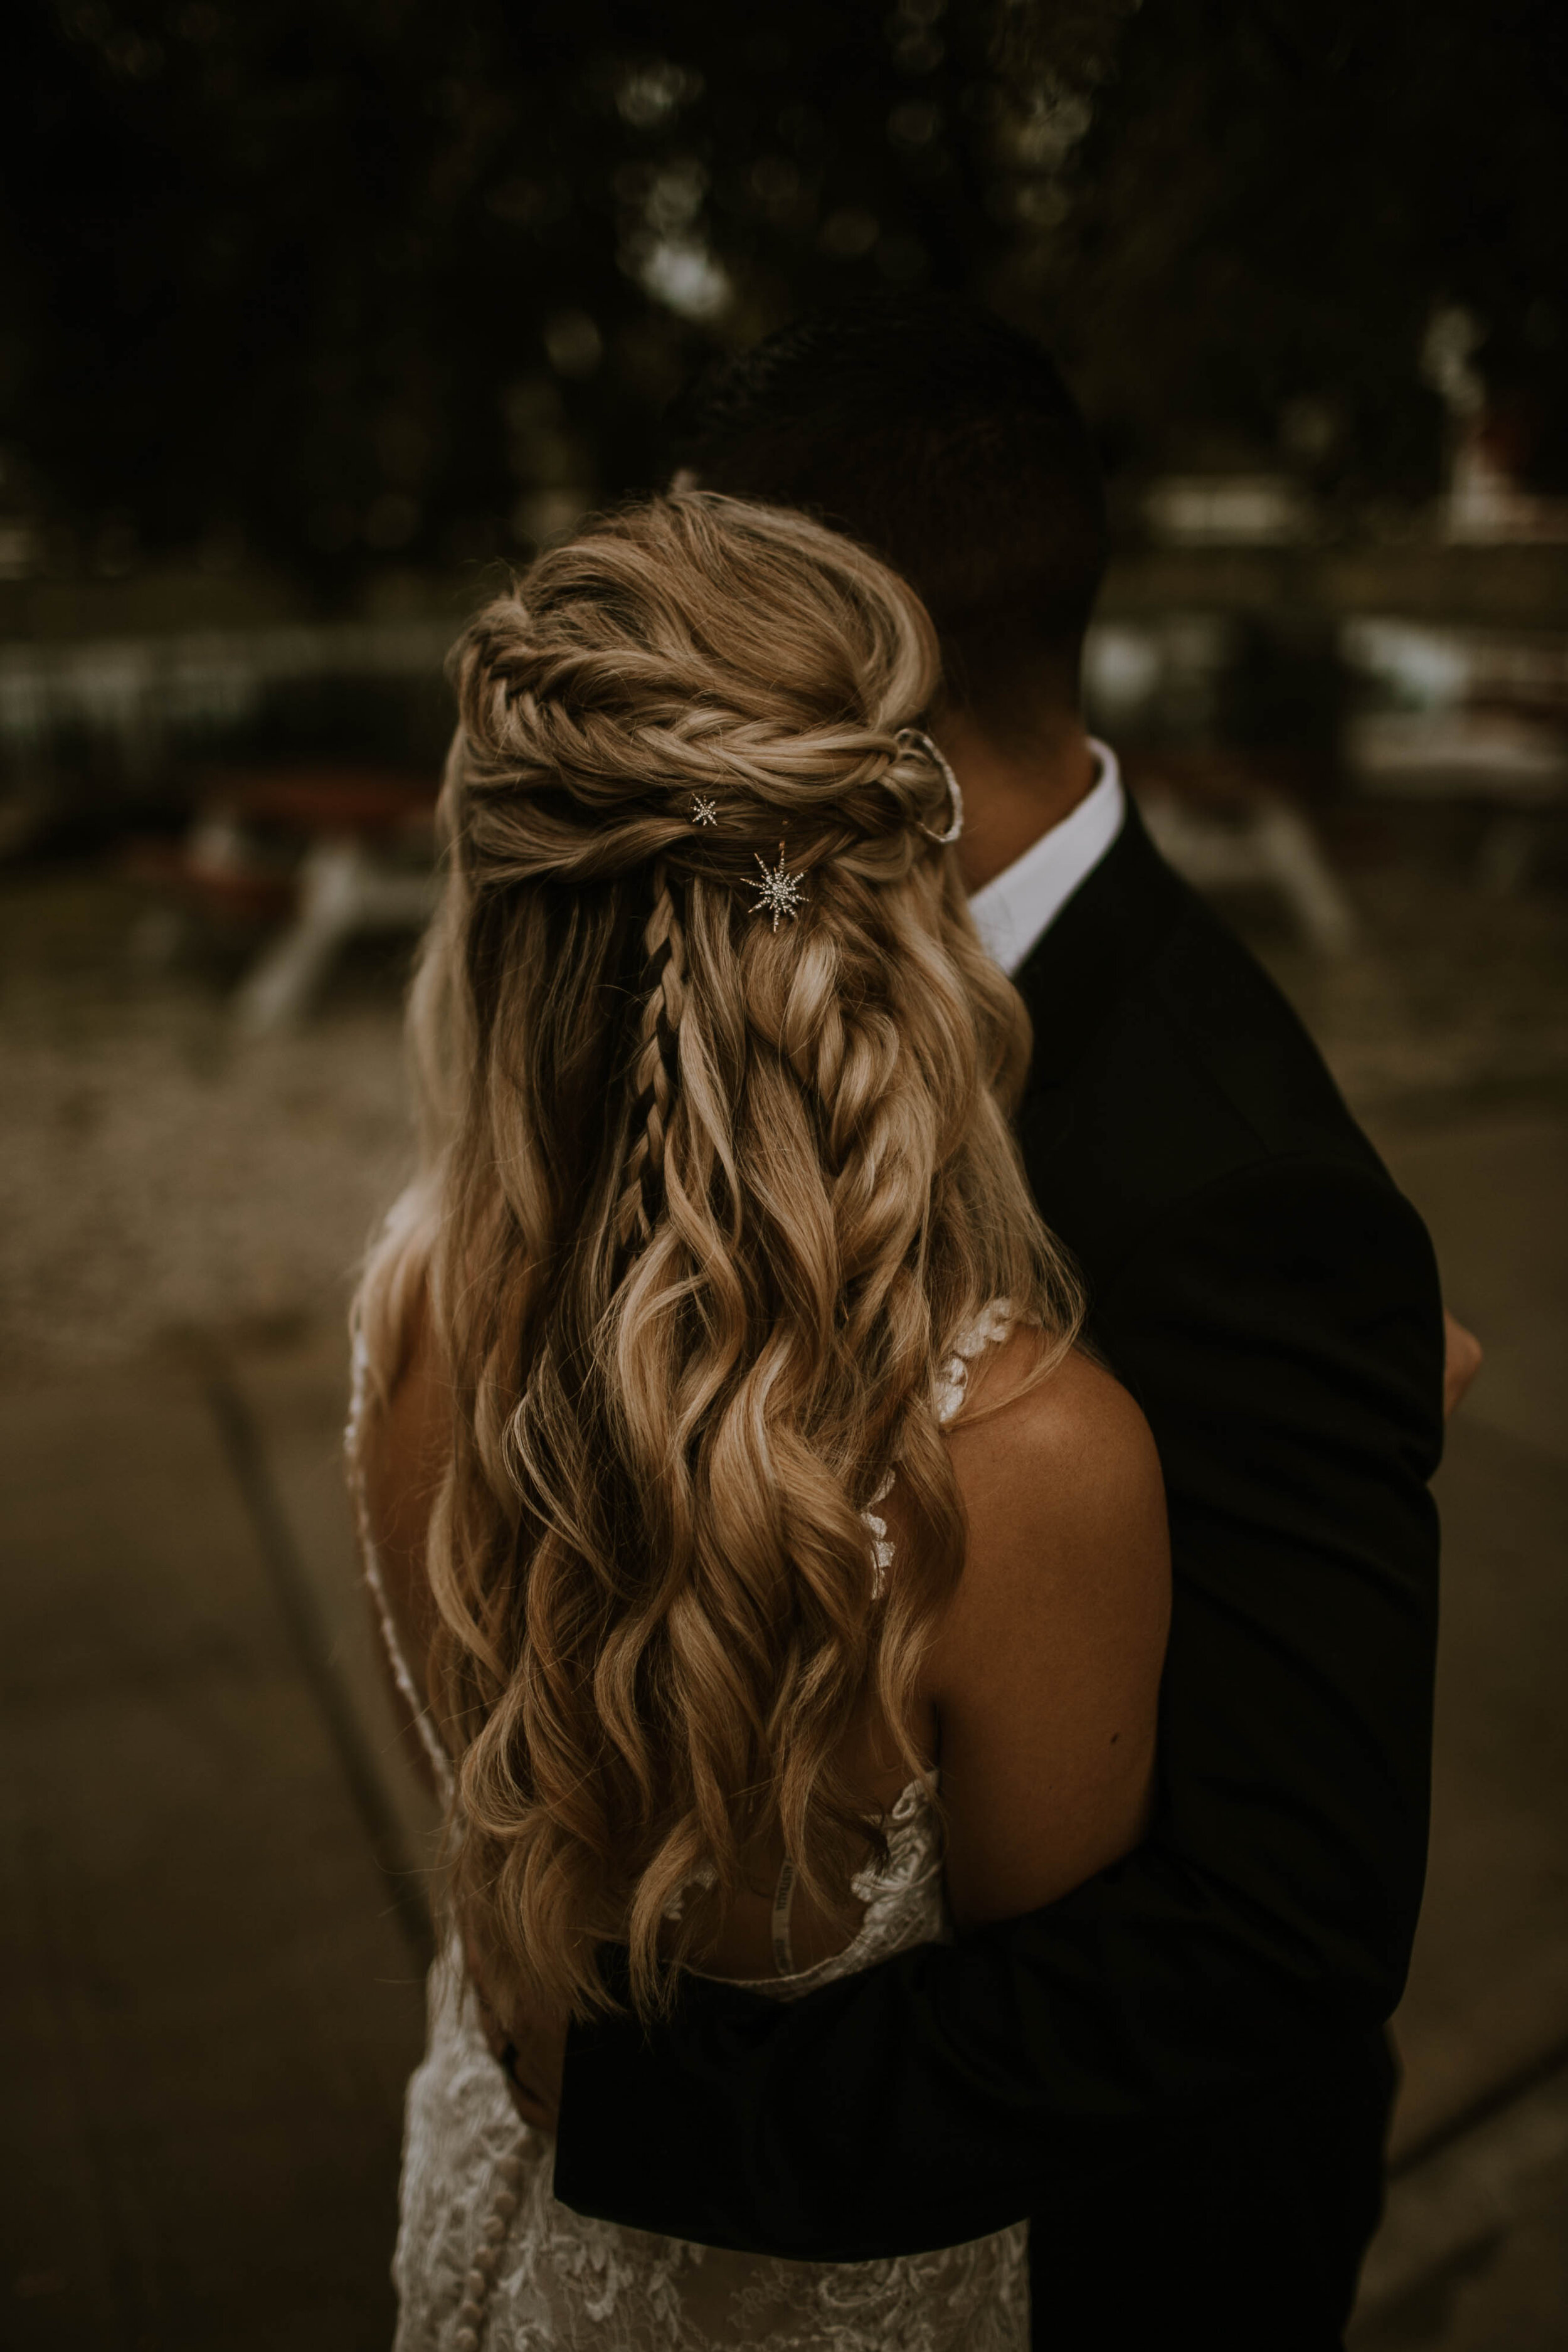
xmin=3 ymin=8 xmax=1567 ymax=2351
xmin=3 ymin=0 xmax=1567 ymax=591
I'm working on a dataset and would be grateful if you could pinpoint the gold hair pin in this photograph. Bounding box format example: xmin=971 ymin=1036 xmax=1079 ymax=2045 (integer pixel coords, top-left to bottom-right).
xmin=691 ymin=796 xmax=719 ymax=827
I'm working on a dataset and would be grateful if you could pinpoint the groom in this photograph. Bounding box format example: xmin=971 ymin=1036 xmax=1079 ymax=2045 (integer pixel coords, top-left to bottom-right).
xmin=543 ymin=301 xmax=1451 ymax=2346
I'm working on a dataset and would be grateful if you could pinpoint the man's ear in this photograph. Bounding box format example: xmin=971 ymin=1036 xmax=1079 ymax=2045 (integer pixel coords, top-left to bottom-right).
xmin=669 ymin=467 xmax=701 ymax=493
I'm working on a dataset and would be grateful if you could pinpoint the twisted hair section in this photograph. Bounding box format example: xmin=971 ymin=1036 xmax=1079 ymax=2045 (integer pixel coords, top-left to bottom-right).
xmin=352 ymin=493 xmax=1082 ymax=2018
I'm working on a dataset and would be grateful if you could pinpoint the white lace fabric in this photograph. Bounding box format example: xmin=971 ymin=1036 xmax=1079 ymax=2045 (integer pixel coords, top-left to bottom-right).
xmin=352 ymin=1306 xmax=1027 ymax=2351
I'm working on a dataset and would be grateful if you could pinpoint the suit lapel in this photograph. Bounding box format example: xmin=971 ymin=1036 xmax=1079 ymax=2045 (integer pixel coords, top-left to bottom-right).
xmin=1009 ymin=795 xmax=1189 ymax=1091
xmin=1005 ymin=798 xmax=1192 ymax=1199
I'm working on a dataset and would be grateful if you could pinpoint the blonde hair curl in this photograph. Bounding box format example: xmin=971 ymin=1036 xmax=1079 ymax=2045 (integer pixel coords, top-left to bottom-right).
xmin=353 ymin=492 xmax=1082 ymax=2018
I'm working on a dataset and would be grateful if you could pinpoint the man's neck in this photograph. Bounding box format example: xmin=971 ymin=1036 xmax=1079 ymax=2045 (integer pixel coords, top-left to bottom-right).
xmin=935 ymin=707 xmax=1099 ymax=893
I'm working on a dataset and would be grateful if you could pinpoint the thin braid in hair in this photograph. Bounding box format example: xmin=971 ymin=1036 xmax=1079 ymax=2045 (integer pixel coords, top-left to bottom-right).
xmin=618 ymin=859 xmax=686 ymax=1253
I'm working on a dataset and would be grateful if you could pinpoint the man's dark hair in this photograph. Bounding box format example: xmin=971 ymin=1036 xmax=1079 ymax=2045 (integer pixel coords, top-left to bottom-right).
xmin=670 ymin=295 xmax=1107 ymax=738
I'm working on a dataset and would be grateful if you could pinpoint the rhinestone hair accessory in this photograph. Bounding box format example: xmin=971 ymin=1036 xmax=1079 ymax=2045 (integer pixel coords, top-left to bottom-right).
xmin=748 ymin=841 xmax=808 ymax=931
xmin=897 ymin=728 xmax=965 ymax=845
xmin=691 ymin=796 xmax=718 ymax=827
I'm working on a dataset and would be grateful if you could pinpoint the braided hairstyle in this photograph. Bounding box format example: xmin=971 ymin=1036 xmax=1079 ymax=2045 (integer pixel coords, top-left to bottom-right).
xmin=619 ymin=861 xmax=685 ymax=1253
xmin=354 ymin=492 xmax=1082 ymax=2018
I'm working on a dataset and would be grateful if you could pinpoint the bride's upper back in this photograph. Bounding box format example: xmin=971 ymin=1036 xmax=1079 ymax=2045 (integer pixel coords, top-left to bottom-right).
xmin=666 ymin=1306 xmax=1168 ymax=1989
xmin=358 ymin=1291 xmax=1168 ymax=2000
xmin=350 ymin=492 xmax=1099 ymax=2024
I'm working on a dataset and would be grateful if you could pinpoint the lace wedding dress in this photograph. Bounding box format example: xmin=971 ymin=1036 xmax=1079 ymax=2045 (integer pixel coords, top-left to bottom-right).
xmin=351 ymin=1301 xmax=1028 ymax=2352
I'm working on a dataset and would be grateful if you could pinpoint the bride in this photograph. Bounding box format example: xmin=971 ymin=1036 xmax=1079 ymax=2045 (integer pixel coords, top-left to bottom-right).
xmin=349 ymin=492 xmax=1170 ymax=2351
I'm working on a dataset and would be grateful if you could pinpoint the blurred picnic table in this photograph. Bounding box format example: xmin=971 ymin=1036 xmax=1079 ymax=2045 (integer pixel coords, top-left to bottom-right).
xmin=128 ymin=767 xmax=440 ymax=1032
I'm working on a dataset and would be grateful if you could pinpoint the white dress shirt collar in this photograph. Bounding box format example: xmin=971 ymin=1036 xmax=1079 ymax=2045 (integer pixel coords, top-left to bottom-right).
xmin=965 ymin=739 xmax=1125 ymax=979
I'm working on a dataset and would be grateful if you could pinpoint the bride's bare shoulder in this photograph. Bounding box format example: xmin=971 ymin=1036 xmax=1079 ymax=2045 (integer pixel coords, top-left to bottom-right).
xmin=930 ymin=1329 xmax=1170 ymax=1924
xmin=947 ymin=1327 xmax=1167 ymax=1564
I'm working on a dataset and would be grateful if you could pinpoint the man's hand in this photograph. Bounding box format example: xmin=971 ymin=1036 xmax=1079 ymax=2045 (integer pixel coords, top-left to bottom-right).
xmin=464 ymin=1928 xmax=567 ymax=2136
xmin=1443 ymin=1310 xmax=1483 ymax=1421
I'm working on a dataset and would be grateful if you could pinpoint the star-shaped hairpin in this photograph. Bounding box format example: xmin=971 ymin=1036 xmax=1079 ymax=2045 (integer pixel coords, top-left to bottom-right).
xmin=748 ymin=841 xmax=808 ymax=932
xmin=691 ymin=796 xmax=719 ymax=827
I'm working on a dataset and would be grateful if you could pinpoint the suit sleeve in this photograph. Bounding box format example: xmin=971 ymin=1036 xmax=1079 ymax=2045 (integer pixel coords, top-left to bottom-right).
xmin=551 ymin=1154 xmax=1445 ymax=2259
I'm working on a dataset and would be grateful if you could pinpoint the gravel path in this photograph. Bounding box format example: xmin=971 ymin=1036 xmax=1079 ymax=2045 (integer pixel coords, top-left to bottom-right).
xmin=1 ymin=874 xmax=411 ymax=1367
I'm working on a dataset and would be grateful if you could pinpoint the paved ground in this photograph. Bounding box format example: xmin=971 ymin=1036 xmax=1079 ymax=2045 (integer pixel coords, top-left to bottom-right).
xmin=1371 ymin=1108 xmax=1568 ymax=2159
xmin=1349 ymin=1106 xmax=1568 ymax=2350
xmin=0 ymin=1353 xmax=432 ymax=2351
xmin=2 ymin=852 xmax=1566 ymax=2344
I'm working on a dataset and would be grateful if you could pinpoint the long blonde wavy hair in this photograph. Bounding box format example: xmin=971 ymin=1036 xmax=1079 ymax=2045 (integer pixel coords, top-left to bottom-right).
xmin=353 ymin=492 xmax=1082 ymax=2018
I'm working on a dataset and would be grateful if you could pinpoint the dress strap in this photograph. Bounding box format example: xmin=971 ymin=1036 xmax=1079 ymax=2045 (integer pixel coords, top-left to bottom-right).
xmin=770 ymin=1857 xmax=798 ymax=1975
xmin=864 ymin=1467 xmax=896 ymax=1601
xmin=933 ymin=1296 xmax=1016 ymax=1428
xmin=345 ymin=1331 xmax=455 ymax=1798
xmin=862 ymin=1298 xmax=1017 ymax=1603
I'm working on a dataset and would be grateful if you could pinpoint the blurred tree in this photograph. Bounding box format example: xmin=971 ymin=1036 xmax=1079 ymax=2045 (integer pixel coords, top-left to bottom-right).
xmin=1030 ymin=0 xmax=1568 ymax=511
xmin=0 ymin=0 xmax=1562 ymax=593
xmin=2 ymin=0 xmax=1127 ymax=587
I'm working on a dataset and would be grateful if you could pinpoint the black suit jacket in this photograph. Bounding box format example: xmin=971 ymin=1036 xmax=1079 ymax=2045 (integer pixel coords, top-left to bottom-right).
xmin=553 ymin=804 xmax=1445 ymax=2344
